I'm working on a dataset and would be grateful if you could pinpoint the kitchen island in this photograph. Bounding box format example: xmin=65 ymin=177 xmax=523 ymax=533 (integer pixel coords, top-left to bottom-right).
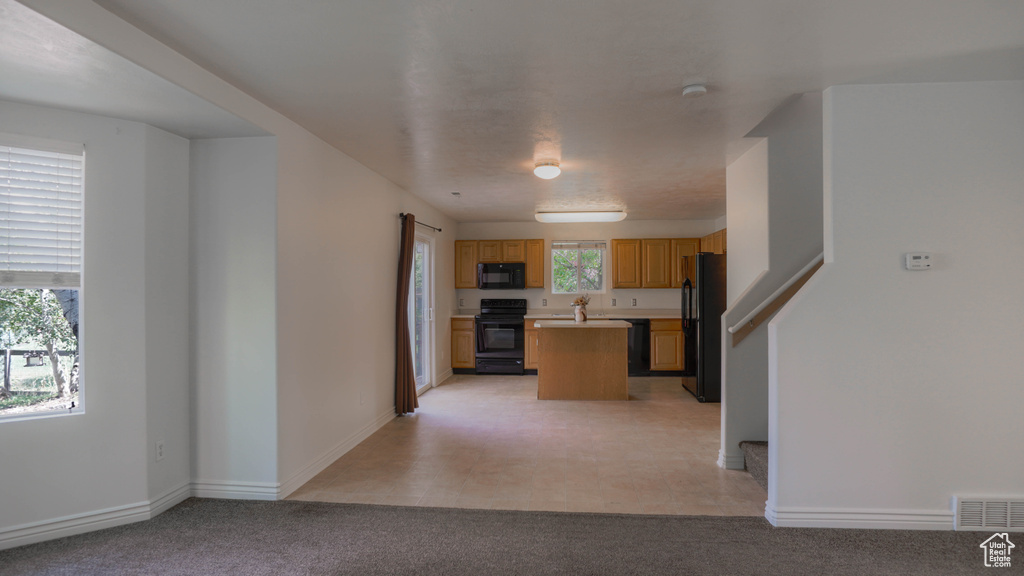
xmin=535 ymin=320 xmax=631 ymax=400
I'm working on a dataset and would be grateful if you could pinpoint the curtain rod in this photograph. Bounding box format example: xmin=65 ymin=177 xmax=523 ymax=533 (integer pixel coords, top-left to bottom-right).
xmin=399 ymin=213 xmax=442 ymax=233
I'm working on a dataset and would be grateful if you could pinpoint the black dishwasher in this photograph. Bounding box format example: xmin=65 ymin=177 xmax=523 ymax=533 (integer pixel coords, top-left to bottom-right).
xmin=624 ymin=319 xmax=651 ymax=376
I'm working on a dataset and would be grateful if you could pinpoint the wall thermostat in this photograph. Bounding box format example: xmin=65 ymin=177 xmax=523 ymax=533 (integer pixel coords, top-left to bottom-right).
xmin=905 ymin=252 xmax=933 ymax=270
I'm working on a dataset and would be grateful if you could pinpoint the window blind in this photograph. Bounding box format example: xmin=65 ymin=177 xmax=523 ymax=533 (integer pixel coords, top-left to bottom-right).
xmin=0 ymin=144 xmax=83 ymax=287
xmin=552 ymin=241 xmax=606 ymax=250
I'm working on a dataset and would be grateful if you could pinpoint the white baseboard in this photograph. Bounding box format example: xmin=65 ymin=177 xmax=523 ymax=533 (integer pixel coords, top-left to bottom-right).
xmin=149 ymin=482 xmax=192 ymax=516
xmin=766 ymin=503 xmax=955 ymax=530
xmin=276 ymin=407 xmax=397 ymax=499
xmin=0 ymin=481 xmax=191 ymax=551
xmin=191 ymin=479 xmax=279 ymax=501
xmin=436 ymin=368 xmax=454 ymax=385
xmin=718 ymin=448 xmax=746 ymax=470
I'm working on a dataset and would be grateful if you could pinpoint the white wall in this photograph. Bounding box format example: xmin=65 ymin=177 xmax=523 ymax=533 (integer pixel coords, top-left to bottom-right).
xmin=274 ymin=128 xmax=456 ymax=496
xmin=719 ymin=93 xmax=823 ymax=470
xmin=724 ymin=139 xmax=770 ymax=305
xmin=4 ymin=1 xmax=459 ymax=543
xmin=455 ymin=219 xmax=718 ymax=313
xmin=768 ymin=81 xmax=1024 ymax=529
xmin=718 ymin=139 xmax=770 ymax=470
xmin=190 ymin=137 xmax=279 ymax=498
xmin=0 ymin=101 xmax=191 ymax=548
xmin=17 ymin=0 xmax=459 ymax=507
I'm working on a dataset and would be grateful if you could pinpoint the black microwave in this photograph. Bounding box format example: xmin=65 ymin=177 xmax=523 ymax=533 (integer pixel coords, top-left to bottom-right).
xmin=477 ymin=262 xmax=526 ymax=290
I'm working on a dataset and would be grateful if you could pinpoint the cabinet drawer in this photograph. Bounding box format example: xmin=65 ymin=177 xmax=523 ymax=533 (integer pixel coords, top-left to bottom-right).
xmin=452 ymin=318 xmax=475 ymax=331
xmin=650 ymin=319 xmax=681 ymax=331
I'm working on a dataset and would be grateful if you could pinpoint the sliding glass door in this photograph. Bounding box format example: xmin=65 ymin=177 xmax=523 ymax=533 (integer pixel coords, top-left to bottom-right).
xmin=408 ymin=234 xmax=433 ymax=392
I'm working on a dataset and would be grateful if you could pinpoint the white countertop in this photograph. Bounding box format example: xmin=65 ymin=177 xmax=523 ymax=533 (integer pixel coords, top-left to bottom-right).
xmin=453 ymin=310 xmax=681 ymax=319
xmin=527 ymin=311 xmax=681 ymax=320
xmin=534 ymin=320 xmax=632 ymax=328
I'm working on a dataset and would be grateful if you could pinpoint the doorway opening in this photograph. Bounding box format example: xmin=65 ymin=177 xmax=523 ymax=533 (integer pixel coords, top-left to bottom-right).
xmin=408 ymin=233 xmax=434 ymax=394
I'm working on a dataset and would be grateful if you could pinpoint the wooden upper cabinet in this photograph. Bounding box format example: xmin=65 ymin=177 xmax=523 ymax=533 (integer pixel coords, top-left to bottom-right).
xmin=478 ymin=240 xmax=501 ymax=262
xmin=501 ymin=240 xmax=526 ymax=262
xmin=671 ymin=238 xmax=701 ymax=288
xmin=701 ymin=229 xmax=727 ymax=255
xmin=611 ymin=239 xmax=642 ymax=289
xmin=641 ymin=239 xmax=672 ymax=289
xmin=720 ymin=229 xmax=727 ymax=254
xmin=525 ymin=239 xmax=544 ymax=288
xmin=455 ymin=240 xmax=478 ymax=289
xmin=455 ymin=238 xmax=544 ymax=289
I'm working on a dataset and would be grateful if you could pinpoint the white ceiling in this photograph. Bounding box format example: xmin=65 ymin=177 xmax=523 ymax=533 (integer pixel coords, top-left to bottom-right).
xmin=0 ymin=0 xmax=266 ymax=139
xmin=8 ymin=1 xmax=1024 ymax=222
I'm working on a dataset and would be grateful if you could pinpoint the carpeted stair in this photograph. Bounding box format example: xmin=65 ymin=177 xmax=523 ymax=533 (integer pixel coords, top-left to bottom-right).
xmin=739 ymin=441 xmax=768 ymax=492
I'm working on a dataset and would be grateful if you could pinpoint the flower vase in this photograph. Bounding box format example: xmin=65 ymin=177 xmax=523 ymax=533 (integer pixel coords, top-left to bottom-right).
xmin=575 ymin=306 xmax=587 ymax=323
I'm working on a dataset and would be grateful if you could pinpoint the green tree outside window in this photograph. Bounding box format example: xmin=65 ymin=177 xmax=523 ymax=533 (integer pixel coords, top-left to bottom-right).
xmin=551 ymin=243 xmax=604 ymax=294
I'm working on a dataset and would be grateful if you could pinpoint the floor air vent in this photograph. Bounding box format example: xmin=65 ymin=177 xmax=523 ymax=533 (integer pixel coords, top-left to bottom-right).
xmin=955 ymin=497 xmax=1024 ymax=531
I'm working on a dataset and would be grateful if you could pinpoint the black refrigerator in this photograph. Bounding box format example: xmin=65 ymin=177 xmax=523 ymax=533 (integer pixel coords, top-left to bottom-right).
xmin=682 ymin=252 xmax=727 ymax=402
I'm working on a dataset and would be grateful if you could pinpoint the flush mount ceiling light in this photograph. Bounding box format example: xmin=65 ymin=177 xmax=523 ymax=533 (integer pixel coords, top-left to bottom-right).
xmin=682 ymin=83 xmax=707 ymax=98
xmin=534 ymin=162 xmax=561 ymax=179
xmin=535 ymin=211 xmax=627 ymax=223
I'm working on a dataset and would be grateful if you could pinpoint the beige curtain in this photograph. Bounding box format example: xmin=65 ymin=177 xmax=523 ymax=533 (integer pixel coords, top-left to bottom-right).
xmin=395 ymin=214 xmax=418 ymax=415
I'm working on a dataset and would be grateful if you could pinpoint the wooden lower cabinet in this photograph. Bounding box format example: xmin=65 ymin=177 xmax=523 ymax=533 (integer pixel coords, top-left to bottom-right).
xmin=525 ymin=320 xmax=540 ymax=370
xmin=650 ymin=319 xmax=684 ymax=371
xmin=451 ymin=318 xmax=476 ymax=369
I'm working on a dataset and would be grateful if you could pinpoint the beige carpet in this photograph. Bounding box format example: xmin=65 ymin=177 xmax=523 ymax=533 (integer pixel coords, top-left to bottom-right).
xmin=0 ymin=498 xmax=997 ymax=575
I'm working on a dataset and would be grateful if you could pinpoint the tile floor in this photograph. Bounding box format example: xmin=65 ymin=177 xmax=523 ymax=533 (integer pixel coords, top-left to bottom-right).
xmin=288 ymin=375 xmax=766 ymax=516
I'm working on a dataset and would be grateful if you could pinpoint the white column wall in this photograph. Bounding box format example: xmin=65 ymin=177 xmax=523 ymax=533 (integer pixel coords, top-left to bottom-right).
xmin=190 ymin=137 xmax=279 ymax=498
xmin=768 ymin=81 xmax=1024 ymax=529
xmin=719 ymin=94 xmax=824 ymax=469
xmin=143 ymin=125 xmax=193 ymax=505
xmin=0 ymin=101 xmax=190 ymax=548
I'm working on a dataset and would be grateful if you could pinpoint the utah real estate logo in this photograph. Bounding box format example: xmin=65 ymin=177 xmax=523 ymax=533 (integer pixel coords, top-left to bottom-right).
xmin=980 ymin=533 xmax=1014 ymax=568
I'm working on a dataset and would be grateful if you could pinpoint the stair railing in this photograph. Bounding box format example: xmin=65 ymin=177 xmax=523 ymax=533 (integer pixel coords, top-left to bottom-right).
xmin=728 ymin=253 xmax=824 ymax=346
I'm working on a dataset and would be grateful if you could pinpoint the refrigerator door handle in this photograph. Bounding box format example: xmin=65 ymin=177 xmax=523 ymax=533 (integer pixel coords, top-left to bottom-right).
xmin=682 ymin=278 xmax=693 ymax=329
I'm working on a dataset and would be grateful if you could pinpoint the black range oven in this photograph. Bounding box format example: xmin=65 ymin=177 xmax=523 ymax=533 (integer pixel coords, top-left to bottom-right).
xmin=475 ymin=298 xmax=527 ymax=375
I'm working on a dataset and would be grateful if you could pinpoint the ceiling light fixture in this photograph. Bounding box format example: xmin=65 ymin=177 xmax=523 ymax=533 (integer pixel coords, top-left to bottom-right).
xmin=535 ymin=211 xmax=627 ymax=223
xmin=534 ymin=162 xmax=561 ymax=179
xmin=682 ymin=84 xmax=707 ymax=98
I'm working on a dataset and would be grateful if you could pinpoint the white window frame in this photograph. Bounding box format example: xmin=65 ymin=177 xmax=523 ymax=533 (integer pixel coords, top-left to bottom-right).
xmin=550 ymin=241 xmax=607 ymax=295
xmin=1 ymin=133 xmax=85 ymax=422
